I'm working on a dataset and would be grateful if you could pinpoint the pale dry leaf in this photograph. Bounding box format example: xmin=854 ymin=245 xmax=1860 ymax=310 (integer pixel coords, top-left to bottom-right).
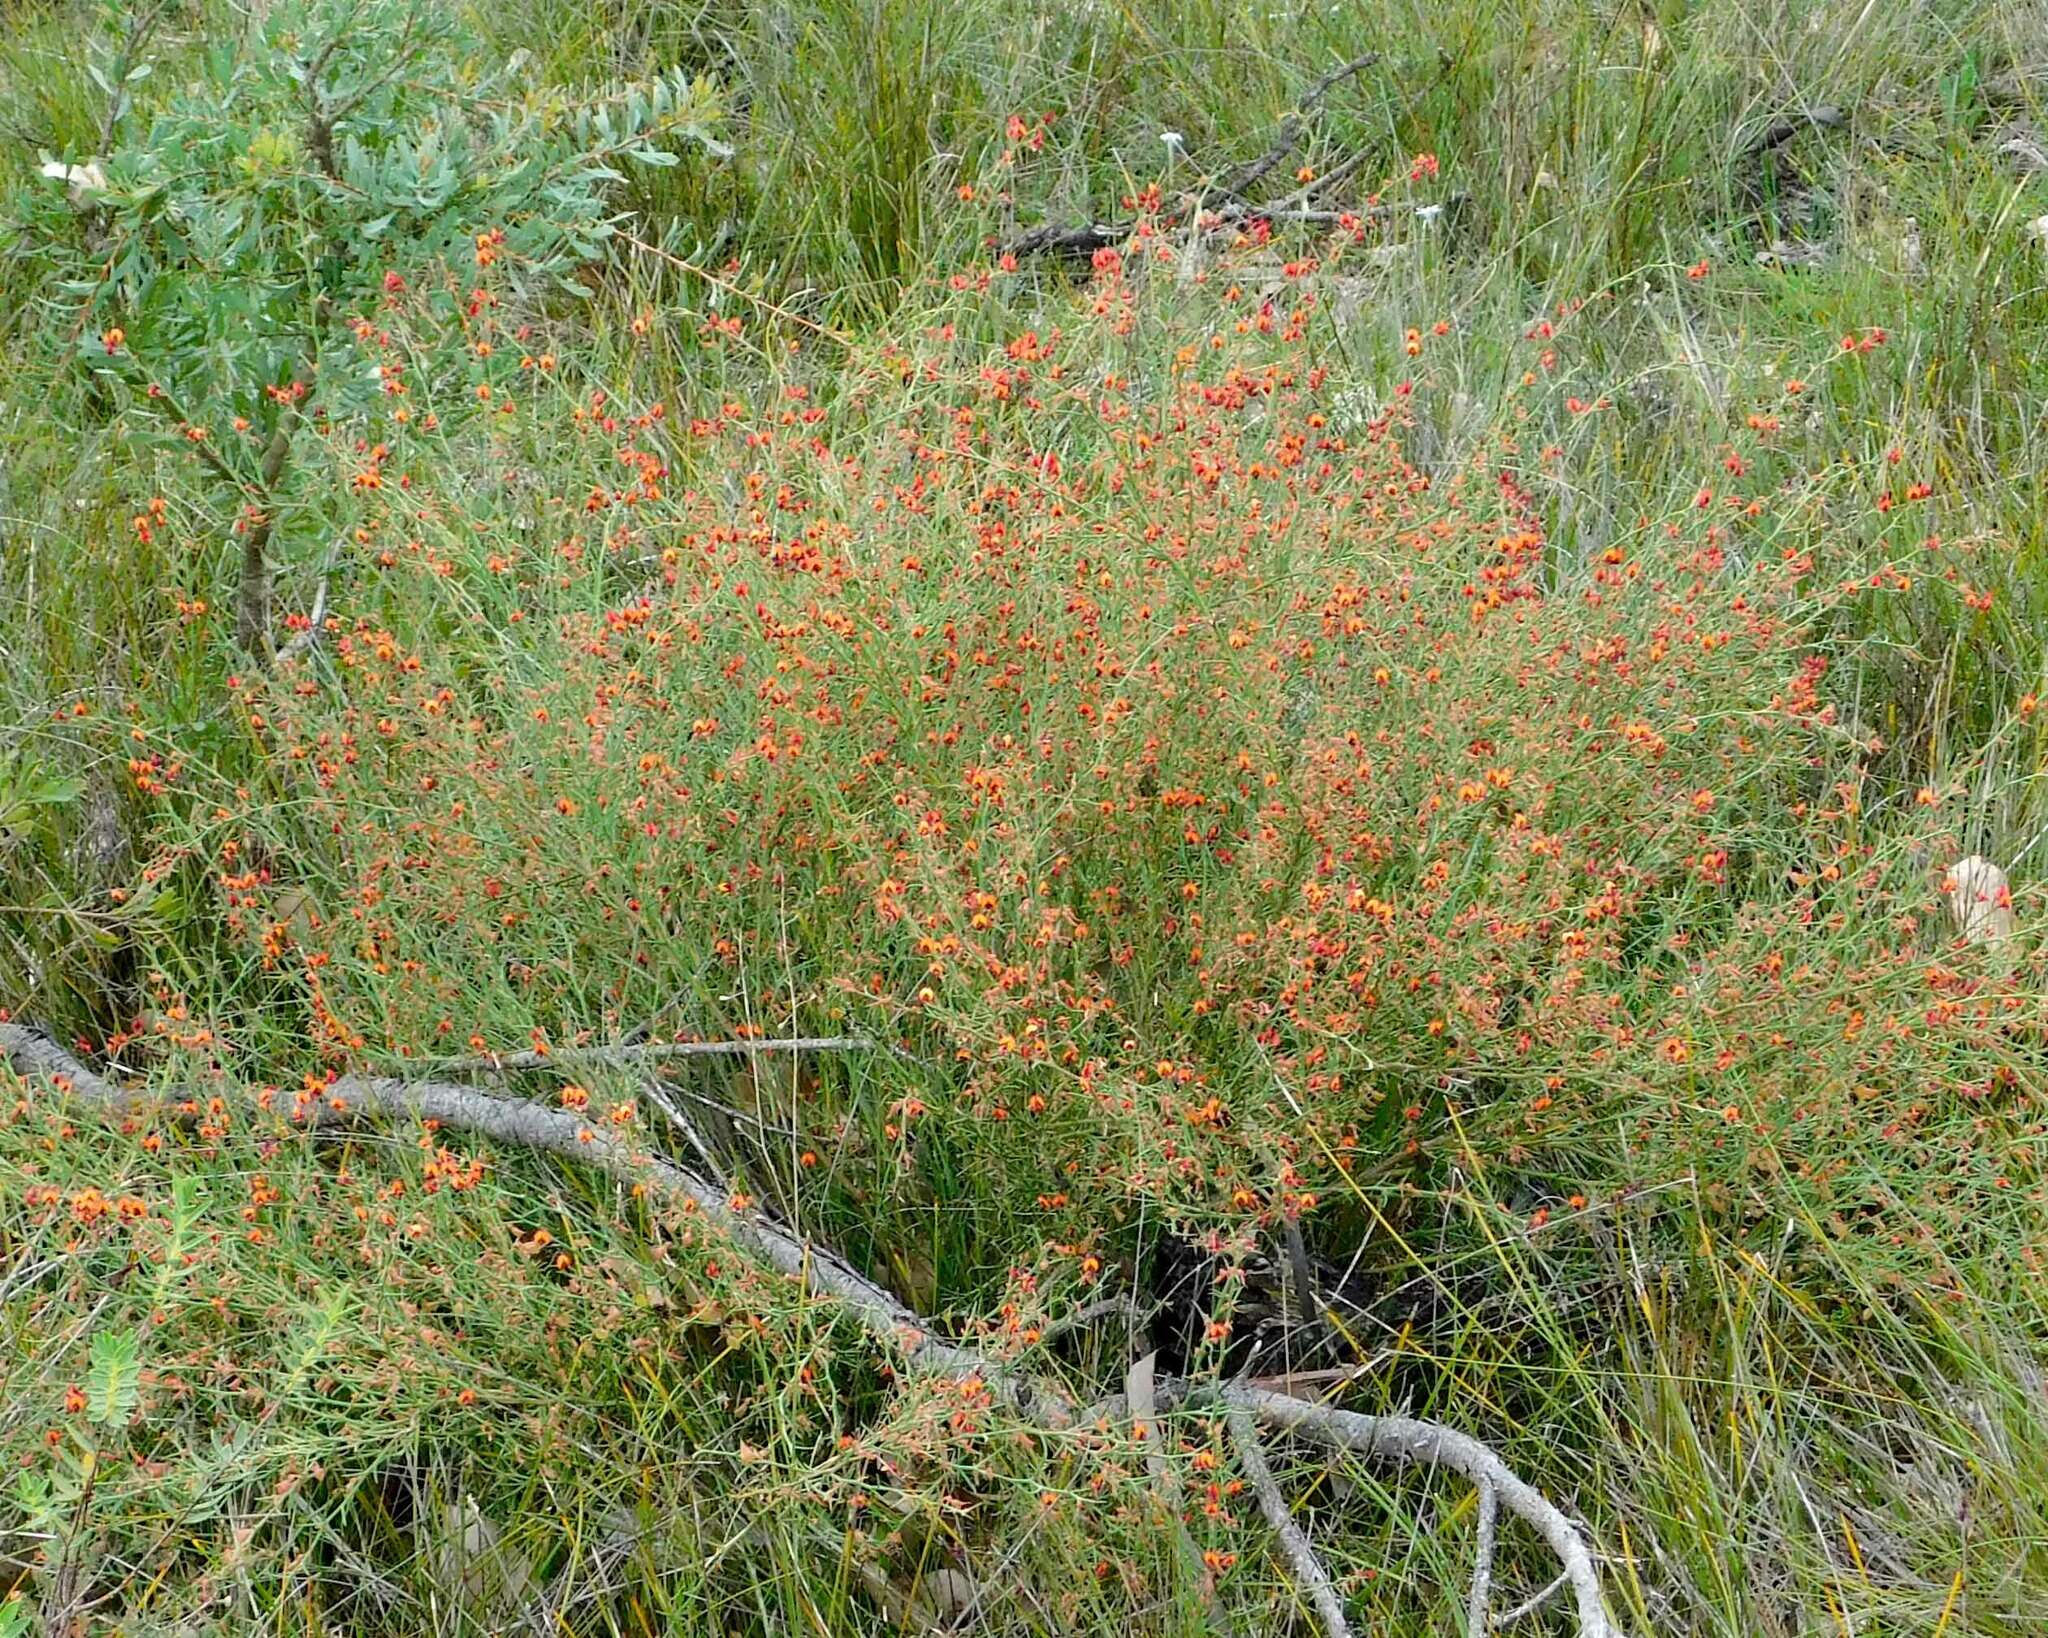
xmin=38 ymin=157 xmax=107 ymax=201
xmin=1947 ymin=854 xmax=2016 ymax=948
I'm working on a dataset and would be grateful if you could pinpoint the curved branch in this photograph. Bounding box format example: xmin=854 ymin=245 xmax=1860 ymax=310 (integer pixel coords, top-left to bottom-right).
xmin=0 ymin=1024 xmax=1035 ymax=1416
xmin=1207 ymin=1386 xmax=1616 ymax=1638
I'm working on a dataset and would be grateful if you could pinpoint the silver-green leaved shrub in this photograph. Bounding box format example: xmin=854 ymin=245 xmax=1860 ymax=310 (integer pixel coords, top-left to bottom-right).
xmin=25 ymin=0 xmax=723 ymax=654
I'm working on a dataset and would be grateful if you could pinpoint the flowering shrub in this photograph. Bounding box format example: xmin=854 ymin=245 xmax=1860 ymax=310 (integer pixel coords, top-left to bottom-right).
xmin=166 ymin=246 xmax=2037 ymax=1328
xmin=6 ymin=105 xmax=2045 ymax=1629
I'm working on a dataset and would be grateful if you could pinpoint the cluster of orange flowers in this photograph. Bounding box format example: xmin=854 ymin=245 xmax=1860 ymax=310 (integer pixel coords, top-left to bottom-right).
xmin=54 ymin=214 xmax=2022 ymax=1314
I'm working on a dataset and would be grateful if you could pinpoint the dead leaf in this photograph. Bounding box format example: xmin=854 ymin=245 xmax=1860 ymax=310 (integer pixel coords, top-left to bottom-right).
xmin=38 ymin=157 xmax=106 ymax=201
xmin=1948 ymin=854 xmax=2016 ymax=949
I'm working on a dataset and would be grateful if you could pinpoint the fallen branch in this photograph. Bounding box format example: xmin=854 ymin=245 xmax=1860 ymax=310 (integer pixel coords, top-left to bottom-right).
xmin=998 ymin=53 xmax=1390 ymax=263
xmin=1000 ymin=220 xmax=1130 ymax=261
xmin=997 ymin=195 xmax=1456 ymax=264
xmin=1199 ymin=1386 xmax=1616 ymax=1638
xmin=1 ymin=1024 xmax=1620 ymax=1637
xmin=0 ymin=1023 xmax=1022 ymax=1413
xmin=1227 ymin=1405 xmax=1351 ymax=1638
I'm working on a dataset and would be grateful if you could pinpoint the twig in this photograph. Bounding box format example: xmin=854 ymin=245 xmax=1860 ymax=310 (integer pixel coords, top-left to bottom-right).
xmin=637 ymin=1074 xmax=727 ymax=1185
xmin=518 ymin=1505 xmax=645 ymax=1635
xmin=1036 ymin=1295 xmax=1134 ymax=1346
xmin=1227 ymin=1406 xmax=1351 ymax=1638
xmin=0 ymin=1251 xmax=71 ymax=1304
xmin=618 ymin=233 xmax=853 ymax=347
xmin=41 ymin=1450 xmax=99 ymax=1637
xmin=412 ymin=1035 xmax=893 ymax=1076
xmin=1264 ymin=144 xmax=1378 ymax=213
xmin=1215 ymin=54 xmax=1381 ymax=201
xmin=664 ymin=1080 xmax=804 ymax=1143
xmin=276 ymin=536 xmax=343 ymax=666
xmin=1242 ymin=1358 xmax=1388 ymax=1400
xmin=0 ymin=1024 xmax=1621 ymax=1637
xmin=94 ymin=3 xmax=171 ymax=159
xmin=298 ymin=0 xmax=369 ymax=180
xmin=1467 ymin=1479 xmax=1498 ymax=1637
xmin=135 ymin=378 xmax=255 ymax=493
xmin=324 ymin=3 xmax=426 ymax=129
xmin=1497 ymin=1568 xmax=1571 ymax=1627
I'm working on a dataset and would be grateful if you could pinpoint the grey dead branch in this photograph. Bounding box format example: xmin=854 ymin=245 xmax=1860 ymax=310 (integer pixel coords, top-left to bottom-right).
xmin=997 ymin=53 xmax=1466 ymax=271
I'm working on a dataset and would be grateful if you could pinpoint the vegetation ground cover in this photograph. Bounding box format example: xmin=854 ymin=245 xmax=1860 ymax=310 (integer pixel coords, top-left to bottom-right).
xmin=2 ymin=2 xmax=2046 ymax=1633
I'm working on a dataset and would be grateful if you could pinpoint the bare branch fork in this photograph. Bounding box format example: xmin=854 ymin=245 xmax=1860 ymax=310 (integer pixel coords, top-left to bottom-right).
xmin=998 ymin=53 xmax=1400 ymax=262
xmin=0 ymin=1025 xmax=1621 ymax=1638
